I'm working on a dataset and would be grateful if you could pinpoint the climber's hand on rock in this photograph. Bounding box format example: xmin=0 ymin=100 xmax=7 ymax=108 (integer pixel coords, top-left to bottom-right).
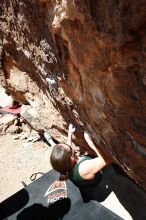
xmin=84 ymin=131 xmax=93 ymax=141
xmin=68 ymin=123 xmax=76 ymax=134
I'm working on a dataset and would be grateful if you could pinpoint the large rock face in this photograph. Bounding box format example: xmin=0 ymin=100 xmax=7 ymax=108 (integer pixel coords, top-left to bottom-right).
xmin=0 ymin=0 xmax=146 ymax=189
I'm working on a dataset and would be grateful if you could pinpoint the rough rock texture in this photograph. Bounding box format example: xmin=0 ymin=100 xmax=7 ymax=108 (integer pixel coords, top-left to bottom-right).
xmin=0 ymin=0 xmax=146 ymax=189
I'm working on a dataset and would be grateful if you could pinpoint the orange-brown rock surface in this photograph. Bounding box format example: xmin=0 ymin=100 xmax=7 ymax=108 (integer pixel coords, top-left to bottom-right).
xmin=0 ymin=0 xmax=146 ymax=189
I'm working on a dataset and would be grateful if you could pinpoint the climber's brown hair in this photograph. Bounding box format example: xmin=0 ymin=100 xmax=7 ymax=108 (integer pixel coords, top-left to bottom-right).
xmin=50 ymin=144 xmax=74 ymax=181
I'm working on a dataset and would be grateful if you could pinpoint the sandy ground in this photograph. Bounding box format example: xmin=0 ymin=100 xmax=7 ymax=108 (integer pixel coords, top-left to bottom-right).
xmin=0 ymin=133 xmax=53 ymax=202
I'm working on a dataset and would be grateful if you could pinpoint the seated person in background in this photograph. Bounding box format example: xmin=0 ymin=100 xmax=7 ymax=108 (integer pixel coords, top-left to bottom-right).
xmin=4 ymin=91 xmax=20 ymax=109
xmin=0 ymin=91 xmax=21 ymax=115
xmin=44 ymin=124 xmax=111 ymax=202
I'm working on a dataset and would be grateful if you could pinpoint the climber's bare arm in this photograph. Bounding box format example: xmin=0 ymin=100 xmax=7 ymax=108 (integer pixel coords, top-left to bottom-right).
xmin=78 ymin=131 xmax=107 ymax=179
xmin=84 ymin=131 xmax=105 ymax=158
xmin=66 ymin=123 xmax=75 ymax=146
xmin=79 ymin=157 xmax=106 ymax=179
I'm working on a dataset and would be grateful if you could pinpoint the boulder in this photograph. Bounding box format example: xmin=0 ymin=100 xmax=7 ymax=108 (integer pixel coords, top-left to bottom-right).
xmin=0 ymin=0 xmax=146 ymax=189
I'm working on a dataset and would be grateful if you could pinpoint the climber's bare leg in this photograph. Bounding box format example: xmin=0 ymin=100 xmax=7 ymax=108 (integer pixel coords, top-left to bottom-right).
xmin=44 ymin=131 xmax=56 ymax=147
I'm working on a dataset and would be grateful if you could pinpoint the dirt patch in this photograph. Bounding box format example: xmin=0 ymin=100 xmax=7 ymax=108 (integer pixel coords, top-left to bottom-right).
xmin=0 ymin=127 xmax=67 ymax=202
xmin=0 ymin=85 xmax=67 ymax=202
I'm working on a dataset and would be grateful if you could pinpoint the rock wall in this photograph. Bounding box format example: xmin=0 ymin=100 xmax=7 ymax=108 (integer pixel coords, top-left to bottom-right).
xmin=0 ymin=0 xmax=146 ymax=189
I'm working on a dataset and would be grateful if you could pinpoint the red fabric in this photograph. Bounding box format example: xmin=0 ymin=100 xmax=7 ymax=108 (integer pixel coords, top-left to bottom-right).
xmin=1 ymin=106 xmax=21 ymax=114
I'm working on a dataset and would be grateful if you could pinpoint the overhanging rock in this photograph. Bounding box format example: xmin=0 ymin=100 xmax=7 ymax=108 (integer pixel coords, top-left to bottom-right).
xmin=0 ymin=0 xmax=146 ymax=189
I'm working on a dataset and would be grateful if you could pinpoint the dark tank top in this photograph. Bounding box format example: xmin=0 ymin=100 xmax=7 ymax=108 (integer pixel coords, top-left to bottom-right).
xmin=69 ymin=155 xmax=102 ymax=187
